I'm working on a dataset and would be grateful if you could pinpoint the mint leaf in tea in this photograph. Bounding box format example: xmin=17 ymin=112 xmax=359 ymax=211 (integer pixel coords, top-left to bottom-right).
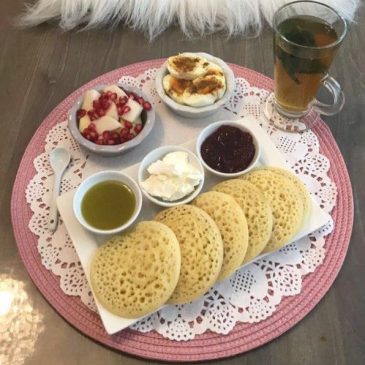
xmin=274 ymin=15 xmax=338 ymax=112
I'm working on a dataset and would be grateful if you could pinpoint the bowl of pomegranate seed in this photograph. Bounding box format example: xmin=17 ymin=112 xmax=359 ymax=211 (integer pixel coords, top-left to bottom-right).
xmin=68 ymin=83 xmax=155 ymax=156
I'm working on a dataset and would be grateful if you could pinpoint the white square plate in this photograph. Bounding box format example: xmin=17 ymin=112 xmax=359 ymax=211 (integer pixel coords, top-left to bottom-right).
xmin=57 ymin=116 xmax=331 ymax=334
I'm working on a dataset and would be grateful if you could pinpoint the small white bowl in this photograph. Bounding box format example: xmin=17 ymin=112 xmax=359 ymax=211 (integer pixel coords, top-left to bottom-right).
xmin=138 ymin=145 xmax=205 ymax=207
xmin=196 ymin=120 xmax=261 ymax=178
xmin=68 ymin=83 xmax=155 ymax=157
xmin=155 ymin=52 xmax=235 ymax=119
xmin=73 ymin=170 xmax=142 ymax=235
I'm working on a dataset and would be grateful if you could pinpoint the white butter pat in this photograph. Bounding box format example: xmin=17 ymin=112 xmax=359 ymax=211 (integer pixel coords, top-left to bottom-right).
xmin=141 ymin=152 xmax=202 ymax=201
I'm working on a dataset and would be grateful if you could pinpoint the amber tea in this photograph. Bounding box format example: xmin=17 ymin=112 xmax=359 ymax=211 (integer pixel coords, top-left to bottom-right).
xmin=274 ymin=15 xmax=339 ymax=114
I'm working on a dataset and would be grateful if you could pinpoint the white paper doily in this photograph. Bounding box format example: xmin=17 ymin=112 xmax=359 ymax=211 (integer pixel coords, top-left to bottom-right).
xmin=25 ymin=69 xmax=336 ymax=340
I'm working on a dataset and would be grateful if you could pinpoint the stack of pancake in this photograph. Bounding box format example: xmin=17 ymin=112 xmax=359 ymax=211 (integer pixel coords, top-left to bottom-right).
xmin=90 ymin=167 xmax=311 ymax=318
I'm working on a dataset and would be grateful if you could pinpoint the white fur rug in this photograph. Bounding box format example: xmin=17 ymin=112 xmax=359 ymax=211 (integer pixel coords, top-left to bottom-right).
xmin=19 ymin=0 xmax=360 ymax=39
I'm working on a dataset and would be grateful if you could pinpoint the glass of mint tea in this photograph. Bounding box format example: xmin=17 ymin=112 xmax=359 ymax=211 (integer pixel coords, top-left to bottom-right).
xmin=264 ymin=1 xmax=347 ymax=132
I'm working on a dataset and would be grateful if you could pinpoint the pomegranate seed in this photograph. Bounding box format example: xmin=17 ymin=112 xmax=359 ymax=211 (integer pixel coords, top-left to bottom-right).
xmin=93 ymin=100 xmax=101 ymax=110
xmin=128 ymin=94 xmax=135 ymax=100
xmin=102 ymin=131 xmax=111 ymax=141
xmin=110 ymin=93 xmax=117 ymax=101
xmin=107 ymin=139 xmax=115 ymax=145
xmin=119 ymin=96 xmax=128 ymax=104
xmin=88 ymin=110 xmax=97 ymax=121
xmin=120 ymin=128 xmax=129 ymax=136
xmin=126 ymin=133 xmax=134 ymax=141
xmin=99 ymin=93 xmax=108 ymax=102
xmin=122 ymin=106 xmax=131 ymax=115
xmin=137 ymin=97 xmax=144 ymax=105
xmin=112 ymin=133 xmax=121 ymax=144
xmin=117 ymin=106 xmax=124 ymax=116
xmin=89 ymin=123 xmax=96 ymax=130
xmin=124 ymin=120 xmax=133 ymax=129
xmin=143 ymin=101 xmax=152 ymax=111
xmin=134 ymin=124 xmax=143 ymax=134
xmin=76 ymin=109 xmax=87 ymax=120
xmin=96 ymin=108 xmax=106 ymax=117
xmin=101 ymin=99 xmax=111 ymax=110
xmin=89 ymin=131 xmax=98 ymax=140
xmin=106 ymin=91 xmax=112 ymax=97
xmin=96 ymin=139 xmax=103 ymax=145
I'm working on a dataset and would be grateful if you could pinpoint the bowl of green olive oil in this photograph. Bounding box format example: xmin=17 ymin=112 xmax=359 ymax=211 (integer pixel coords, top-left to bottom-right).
xmin=73 ymin=171 xmax=142 ymax=235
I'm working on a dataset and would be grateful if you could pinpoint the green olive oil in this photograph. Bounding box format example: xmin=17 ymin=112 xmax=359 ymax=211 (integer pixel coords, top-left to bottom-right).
xmin=81 ymin=180 xmax=135 ymax=230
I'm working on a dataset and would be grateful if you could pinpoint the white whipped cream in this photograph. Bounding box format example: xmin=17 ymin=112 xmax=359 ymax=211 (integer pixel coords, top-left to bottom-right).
xmin=141 ymin=151 xmax=202 ymax=201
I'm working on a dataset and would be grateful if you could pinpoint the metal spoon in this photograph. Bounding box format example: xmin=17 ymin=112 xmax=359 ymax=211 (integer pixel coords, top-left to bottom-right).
xmin=48 ymin=147 xmax=71 ymax=232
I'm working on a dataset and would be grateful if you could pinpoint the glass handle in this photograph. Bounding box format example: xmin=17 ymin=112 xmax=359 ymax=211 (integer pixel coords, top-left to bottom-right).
xmin=312 ymin=74 xmax=345 ymax=116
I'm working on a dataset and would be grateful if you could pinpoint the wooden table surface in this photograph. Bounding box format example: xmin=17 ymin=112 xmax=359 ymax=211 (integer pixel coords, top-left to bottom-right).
xmin=1 ymin=1 xmax=364 ymax=364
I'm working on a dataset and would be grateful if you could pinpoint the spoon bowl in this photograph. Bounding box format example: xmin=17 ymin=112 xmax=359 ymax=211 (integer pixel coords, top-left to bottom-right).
xmin=50 ymin=147 xmax=71 ymax=173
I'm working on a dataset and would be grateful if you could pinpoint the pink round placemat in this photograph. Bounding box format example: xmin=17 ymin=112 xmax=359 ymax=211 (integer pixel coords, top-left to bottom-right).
xmin=11 ymin=60 xmax=354 ymax=362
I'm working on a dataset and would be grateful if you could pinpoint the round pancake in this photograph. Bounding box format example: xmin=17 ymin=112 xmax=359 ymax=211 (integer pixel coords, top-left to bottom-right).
xmin=262 ymin=167 xmax=311 ymax=223
xmin=90 ymin=221 xmax=181 ymax=318
xmin=212 ymin=179 xmax=273 ymax=263
xmin=240 ymin=169 xmax=304 ymax=253
xmin=192 ymin=191 xmax=248 ymax=281
xmin=155 ymin=205 xmax=223 ymax=304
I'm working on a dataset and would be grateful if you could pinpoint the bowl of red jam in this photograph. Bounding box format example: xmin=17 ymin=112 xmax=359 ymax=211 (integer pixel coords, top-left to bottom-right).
xmin=196 ymin=120 xmax=260 ymax=177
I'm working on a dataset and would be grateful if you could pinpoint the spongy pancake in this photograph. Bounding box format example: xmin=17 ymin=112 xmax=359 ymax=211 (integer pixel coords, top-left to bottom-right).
xmin=155 ymin=205 xmax=223 ymax=304
xmin=240 ymin=169 xmax=304 ymax=253
xmin=192 ymin=191 xmax=248 ymax=281
xmin=212 ymin=179 xmax=273 ymax=263
xmin=90 ymin=221 xmax=181 ymax=318
xmin=262 ymin=167 xmax=311 ymax=223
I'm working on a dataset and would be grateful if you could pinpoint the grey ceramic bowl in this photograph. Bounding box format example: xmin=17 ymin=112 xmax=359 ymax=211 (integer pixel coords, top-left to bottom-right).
xmin=155 ymin=52 xmax=235 ymax=119
xmin=68 ymin=84 xmax=155 ymax=157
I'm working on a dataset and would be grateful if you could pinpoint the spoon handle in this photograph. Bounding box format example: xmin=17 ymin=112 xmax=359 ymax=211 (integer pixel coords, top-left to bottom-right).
xmin=49 ymin=172 xmax=62 ymax=232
